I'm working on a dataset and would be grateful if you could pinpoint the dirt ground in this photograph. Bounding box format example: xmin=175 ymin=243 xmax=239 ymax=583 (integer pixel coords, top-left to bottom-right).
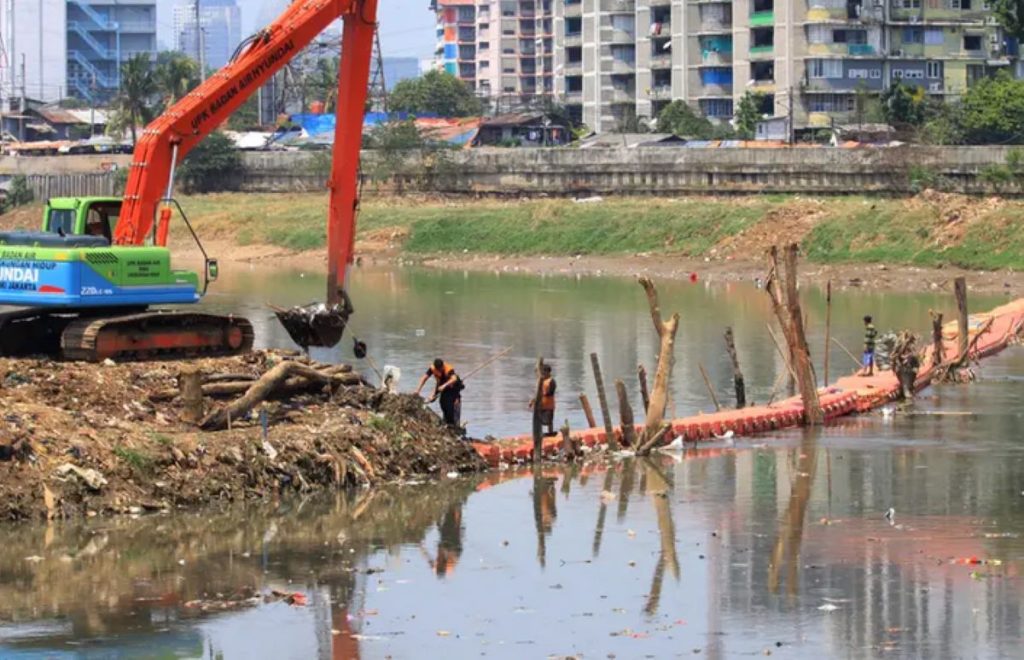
xmin=0 ymin=351 xmax=485 ymax=521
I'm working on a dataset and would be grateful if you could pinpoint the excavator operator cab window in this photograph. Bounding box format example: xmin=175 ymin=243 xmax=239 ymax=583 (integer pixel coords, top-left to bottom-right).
xmin=47 ymin=209 xmax=76 ymax=235
xmin=83 ymin=203 xmax=117 ymax=244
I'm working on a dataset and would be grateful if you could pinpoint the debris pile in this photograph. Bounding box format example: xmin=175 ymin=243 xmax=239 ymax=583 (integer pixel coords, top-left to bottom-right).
xmin=0 ymin=350 xmax=485 ymax=521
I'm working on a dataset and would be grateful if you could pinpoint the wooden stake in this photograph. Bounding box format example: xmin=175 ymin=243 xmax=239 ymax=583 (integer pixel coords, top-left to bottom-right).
xmin=579 ymin=393 xmax=597 ymax=429
xmin=637 ymin=364 xmax=651 ymax=415
xmin=823 ymin=280 xmax=832 ymax=386
xmin=560 ymin=419 xmax=575 ymax=460
xmin=179 ymin=366 xmax=204 ymax=425
xmin=723 ymin=327 xmax=746 ymax=408
xmin=532 ymin=357 xmax=546 ymax=462
xmin=697 ymin=363 xmax=722 ymax=412
xmin=954 ymin=276 xmax=969 ymax=359
xmin=589 ymin=353 xmax=619 ymax=449
xmin=614 ymin=379 xmax=636 ymax=447
xmin=930 ymin=310 xmax=944 ymax=368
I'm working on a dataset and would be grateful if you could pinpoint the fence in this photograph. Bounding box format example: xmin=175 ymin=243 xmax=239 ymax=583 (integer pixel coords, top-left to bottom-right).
xmin=20 ymin=173 xmax=118 ymax=199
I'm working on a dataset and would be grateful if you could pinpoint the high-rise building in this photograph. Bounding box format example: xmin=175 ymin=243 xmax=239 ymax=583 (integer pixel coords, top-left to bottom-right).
xmin=65 ymin=0 xmax=158 ymax=102
xmin=554 ymin=0 xmax=1012 ymax=133
xmin=173 ymin=0 xmax=242 ymax=72
xmin=382 ymin=57 xmax=421 ymax=91
xmin=431 ymin=0 xmax=555 ymax=104
xmin=0 ymin=0 xmax=68 ymax=106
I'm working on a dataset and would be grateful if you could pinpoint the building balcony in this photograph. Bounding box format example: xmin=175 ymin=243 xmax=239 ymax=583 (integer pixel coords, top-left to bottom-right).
xmin=699 ymin=51 xmax=732 ymax=65
xmin=117 ymin=22 xmax=156 ymax=33
xmin=749 ymin=80 xmax=775 ymax=93
xmin=609 ymin=29 xmax=637 ymax=44
xmin=749 ymin=45 xmax=774 ymax=58
xmin=749 ymin=11 xmax=774 ymax=27
xmin=699 ymin=20 xmax=732 ymax=32
xmin=605 ymin=88 xmax=636 ymax=103
xmin=648 ymin=86 xmax=672 ymax=100
xmin=564 ymin=33 xmax=583 ymax=47
xmin=600 ymin=0 xmax=635 ymax=12
xmin=565 ymin=62 xmax=583 ymax=76
xmin=564 ymin=4 xmax=582 ymax=18
xmin=610 ymin=59 xmax=637 ymax=73
xmin=807 ymin=42 xmax=877 ymax=57
xmin=651 ymin=53 xmax=672 ymax=68
xmin=699 ymin=83 xmax=732 ymax=96
xmin=565 ymin=91 xmax=583 ymax=104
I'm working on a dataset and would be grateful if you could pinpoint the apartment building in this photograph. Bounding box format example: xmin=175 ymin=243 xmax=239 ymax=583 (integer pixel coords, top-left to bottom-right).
xmin=65 ymin=0 xmax=158 ymax=102
xmin=173 ymin=0 xmax=242 ymax=72
xmin=0 ymin=0 xmax=68 ymax=106
xmin=432 ymin=0 xmax=555 ymax=102
xmin=554 ymin=0 xmax=1011 ymax=133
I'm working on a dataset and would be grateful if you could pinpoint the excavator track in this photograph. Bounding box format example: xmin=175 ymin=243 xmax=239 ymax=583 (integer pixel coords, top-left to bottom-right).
xmin=60 ymin=311 xmax=255 ymax=362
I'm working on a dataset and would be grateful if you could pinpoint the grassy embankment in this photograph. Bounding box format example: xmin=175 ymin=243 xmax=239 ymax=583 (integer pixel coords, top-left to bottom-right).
xmin=6 ymin=192 xmax=1024 ymax=270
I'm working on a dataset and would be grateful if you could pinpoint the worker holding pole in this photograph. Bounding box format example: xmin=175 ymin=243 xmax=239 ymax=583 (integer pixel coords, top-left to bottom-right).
xmin=416 ymin=358 xmax=465 ymax=428
xmin=529 ymin=364 xmax=557 ymax=436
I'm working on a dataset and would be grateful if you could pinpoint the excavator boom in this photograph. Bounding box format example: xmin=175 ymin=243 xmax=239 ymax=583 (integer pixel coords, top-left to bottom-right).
xmin=118 ymin=0 xmax=377 ymax=306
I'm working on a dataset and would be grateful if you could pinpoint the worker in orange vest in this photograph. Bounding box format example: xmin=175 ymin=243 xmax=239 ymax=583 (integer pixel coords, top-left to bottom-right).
xmin=529 ymin=364 xmax=557 ymax=436
xmin=416 ymin=358 xmax=464 ymax=428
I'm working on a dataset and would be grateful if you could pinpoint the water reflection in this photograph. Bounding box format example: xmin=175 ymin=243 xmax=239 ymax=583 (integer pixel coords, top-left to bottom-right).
xmin=4 ymin=358 xmax=1024 ymax=657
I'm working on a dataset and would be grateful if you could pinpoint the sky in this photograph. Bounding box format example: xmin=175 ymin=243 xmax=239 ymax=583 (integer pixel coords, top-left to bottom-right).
xmin=155 ymin=0 xmax=436 ymax=60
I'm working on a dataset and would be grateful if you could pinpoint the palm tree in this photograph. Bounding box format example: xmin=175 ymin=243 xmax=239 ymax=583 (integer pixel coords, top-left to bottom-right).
xmin=154 ymin=52 xmax=200 ymax=110
xmin=112 ymin=54 xmax=157 ymax=146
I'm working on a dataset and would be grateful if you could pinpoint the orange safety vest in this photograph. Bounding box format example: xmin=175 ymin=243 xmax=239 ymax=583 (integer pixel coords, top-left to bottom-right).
xmin=430 ymin=363 xmax=456 ymax=385
xmin=540 ymin=377 xmax=555 ymax=411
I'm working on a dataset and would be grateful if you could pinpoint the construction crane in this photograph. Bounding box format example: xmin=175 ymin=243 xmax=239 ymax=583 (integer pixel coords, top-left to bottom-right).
xmin=0 ymin=0 xmax=379 ymax=360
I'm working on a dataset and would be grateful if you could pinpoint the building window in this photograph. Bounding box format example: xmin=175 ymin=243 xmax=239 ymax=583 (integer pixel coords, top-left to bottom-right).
xmin=808 ymin=59 xmax=843 ymax=79
xmin=479 ymin=41 xmax=490 ymax=50
xmin=950 ymin=0 xmax=972 ymax=8
xmin=924 ymin=28 xmax=944 ymax=45
xmin=963 ymin=35 xmax=982 ymax=50
xmin=927 ymin=61 xmax=941 ymax=78
xmin=807 ymin=25 xmax=829 ymax=44
xmin=848 ymin=68 xmax=868 ymax=79
xmin=870 ymin=68 xmax=881 ymax=78
xmin=892 ymin=0 xmax=921 ymax=7
xmin=902 ymin=28 xmax=923 ymax=44
xmin=700 ymin=99 xmax=733 ymax=117
xmin=808 ymin=94 xmax=855 ymax=112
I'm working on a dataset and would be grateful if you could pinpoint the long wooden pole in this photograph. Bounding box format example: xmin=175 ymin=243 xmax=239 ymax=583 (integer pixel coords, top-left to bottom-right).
xmin=823 ymin=280 xmax=832 ymax=386
xmin=462 ymin=345 xmax=514 ymax=381
xmin=954 ymin=276 xmax=969 ymax=359
xmin=590 ymin=352 xmax=618 ymax=449
xmin=831 ymin=337 xmax=863 ymax=370
xmin=723 ymin=327 xmax=746 ymax=408
xmin=532 ymin=357 xmax=546 ymax=462
xmin=697 ymin=363 xmax=722 ymax=412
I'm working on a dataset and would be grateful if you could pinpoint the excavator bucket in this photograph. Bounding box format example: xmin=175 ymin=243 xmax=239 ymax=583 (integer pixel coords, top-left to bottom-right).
xmin=274 ymin=302 xmax=350 ymax=349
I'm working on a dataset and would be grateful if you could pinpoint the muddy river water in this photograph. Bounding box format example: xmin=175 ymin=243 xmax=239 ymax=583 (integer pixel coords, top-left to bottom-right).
xmin=2 ymin=265 xmax=1024 ymax=658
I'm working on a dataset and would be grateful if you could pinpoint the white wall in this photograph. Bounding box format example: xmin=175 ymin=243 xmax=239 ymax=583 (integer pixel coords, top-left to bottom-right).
xmin=0 ymin=0 xmax=68 ymax=104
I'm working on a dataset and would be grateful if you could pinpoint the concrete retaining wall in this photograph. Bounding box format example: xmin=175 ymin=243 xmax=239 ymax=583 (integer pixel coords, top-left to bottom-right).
xmin=3 ymin=147 xmax=1021 ymax=198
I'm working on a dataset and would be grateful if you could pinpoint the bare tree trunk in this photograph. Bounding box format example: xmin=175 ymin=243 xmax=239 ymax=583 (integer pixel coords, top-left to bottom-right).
xmin=636 ymin=277 xmax=680 ymax=455
xmin=765 ymin=245 xmax=823 ymax=426
xmin=614 ymin=379 xmax=636 ymax=447
xmin=723 ymin=327 xmax=746 ymax=408
xmin=590 ymin=353 xmax=618 ymax=449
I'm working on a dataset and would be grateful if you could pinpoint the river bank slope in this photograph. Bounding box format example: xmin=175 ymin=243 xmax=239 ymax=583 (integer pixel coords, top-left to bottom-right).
xmin=2 ymin=190 xmax=1022 ymax=292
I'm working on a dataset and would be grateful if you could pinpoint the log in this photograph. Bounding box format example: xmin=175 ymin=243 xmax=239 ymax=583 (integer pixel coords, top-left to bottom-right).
xmin=151 ymin=372 xmax=362 ymax=402
xmin=204 ymin=373 xmax=257 ymax=384
xmin=589 ymin=353 xmax=618 ymax=450
xmin=179 ymin=367 xmax=204 ymax=425
xmin=697 ymin=362 xmax=722 ymax=412
xmin=579 ymin=393 xmax=597 ymax=429
xmin=200 ymin=362 xmax=344 ymax=431
xmin=930 ymin=310 xmax=944 ymax=369
xmin=765 ymin=244 xmax=823 ymax=425
xmin=532 ymin=357 xmax=546 ymax=462
xmin=955 ymin=276 xmax=969 ymax=360
xmin=637 ymin=422 xmax=672 ymax=455
xmin=637 ymin=364 xmax=651 ymax=415
xmin=637 ymin=277 xmax=680 ymax=455
xmin=614 ymin=379 xmax=636 ymax=447
xmin=723 ymin=327 xmax=746 ymax=408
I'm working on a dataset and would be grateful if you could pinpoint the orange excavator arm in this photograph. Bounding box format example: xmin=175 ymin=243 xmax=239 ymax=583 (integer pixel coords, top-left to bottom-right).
xmin=116 ymin=0 xmax=378 ymax=305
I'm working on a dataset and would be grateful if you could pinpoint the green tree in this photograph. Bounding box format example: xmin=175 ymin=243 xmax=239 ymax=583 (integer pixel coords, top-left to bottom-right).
xmin=109 ymin=54 xmax=157 ymax=146
xmin=656 ymin=100 xmax=714 ymax=137
xmin=881 ymin=81 xmax=927 ymax=127
xmin=227 ymin=95 xmax=262 ymax=130
xmin=389 ymin=70 xmax=483 ymax=117
xmin=303 ymin=57 xmax=340 ymax=112
xmin=154 ymin=51 xmax=200 ymax=111
xmin=177 ymin=131 xmax=243 ymax=193
xmin=960 ymin=72 xmax=1024 ymax=144
xmin=734 ymin=92 xmax=764 ymax=139
xmin=991 ymin=0 xmax=1024 ymax=41
xmin=0 ymin=175 xmax=34 ymax=215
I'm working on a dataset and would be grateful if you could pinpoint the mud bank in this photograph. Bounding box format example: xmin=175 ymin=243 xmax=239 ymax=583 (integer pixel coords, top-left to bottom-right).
xmin=0 ymin=351 xmax=485 ymax=521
